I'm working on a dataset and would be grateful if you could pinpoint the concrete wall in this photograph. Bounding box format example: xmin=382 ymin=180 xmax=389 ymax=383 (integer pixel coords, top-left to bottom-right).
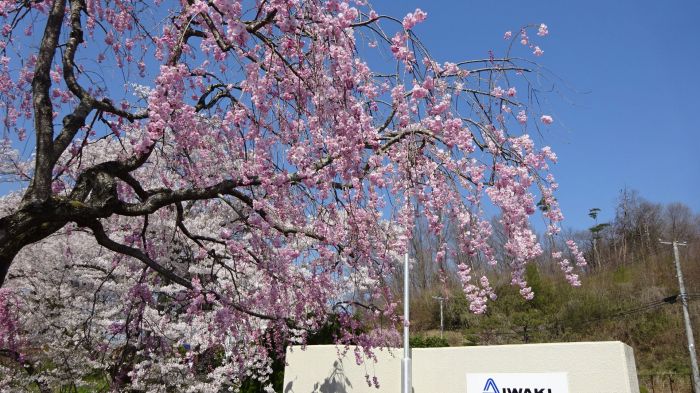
xmin=283 ymin=342 xmax=639 ymax=393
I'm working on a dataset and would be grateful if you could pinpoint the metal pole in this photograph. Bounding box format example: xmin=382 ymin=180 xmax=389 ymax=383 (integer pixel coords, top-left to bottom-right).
xmin=402 ymin=253 xmax=411 ymax=393
xmin=440 ymin=299 xmax=443 ymax=338
xmin=673 ymin=241 xmax=700 ymax=392
xmin=432 ymin=296 xmax=445 ymax=338
xmin=661 ymin=240 xmax=700 ymax=392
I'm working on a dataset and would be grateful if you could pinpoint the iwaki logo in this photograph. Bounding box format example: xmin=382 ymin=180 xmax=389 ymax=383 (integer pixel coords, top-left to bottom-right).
xmin=482 ymin=378 xmax=500 ymax=393
xmin=499 ymin=388 xmax=554 ymax=393
xmin=466 ymin=373 xmax=569 ymax=393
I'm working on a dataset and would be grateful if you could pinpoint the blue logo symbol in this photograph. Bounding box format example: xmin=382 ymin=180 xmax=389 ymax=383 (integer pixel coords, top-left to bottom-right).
xmin=482 ymin=378 xmax=500 ymax=393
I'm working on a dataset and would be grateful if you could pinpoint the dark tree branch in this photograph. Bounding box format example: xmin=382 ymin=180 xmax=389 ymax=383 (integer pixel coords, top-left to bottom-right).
xmin=24 ymin=0 xmax=66 ymax=205
xmin=85 ymin=219 xmax=193 ymax=288
xmin=54 ymin=0 xmax=145 ymax=166
xmin=113 ymin=179 xmax=259 ymax=216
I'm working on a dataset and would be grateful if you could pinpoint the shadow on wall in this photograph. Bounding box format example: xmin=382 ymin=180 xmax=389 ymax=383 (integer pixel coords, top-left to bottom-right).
xmin=285 ymin=359 xmax=353 ymax=393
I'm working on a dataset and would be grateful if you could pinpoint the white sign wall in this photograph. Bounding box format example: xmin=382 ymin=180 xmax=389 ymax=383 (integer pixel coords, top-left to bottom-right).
xmin=283 ymin=341 xmax=640 ymax=393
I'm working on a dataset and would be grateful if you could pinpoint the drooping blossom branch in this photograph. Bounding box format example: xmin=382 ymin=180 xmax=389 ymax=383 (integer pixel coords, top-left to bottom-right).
xmin=0 ymin=0 xmax=582 ymax=390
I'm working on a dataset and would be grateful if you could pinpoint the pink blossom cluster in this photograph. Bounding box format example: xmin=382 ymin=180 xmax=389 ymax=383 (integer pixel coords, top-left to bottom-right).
xmin=566 ymin=239 xmax=588 ymax=267
xmin=512 ymin=24 xmax=550 ymax=57
xmin=491 ymin=86 xmax=505 ymax=98
xmin=391 ymin=32 xmax=415 ymax=64
xmin=457 ymin=263 xmax=496 ymax=314
xmin=517 ymin=110 xmax=528 ymax=124
xmin=0 ymin=288 xmax=22 ymax=355
xmin=552 ymin=251 xmax=581 ymax=286
xmin=402 ymin=8 xmax=427 ymax=30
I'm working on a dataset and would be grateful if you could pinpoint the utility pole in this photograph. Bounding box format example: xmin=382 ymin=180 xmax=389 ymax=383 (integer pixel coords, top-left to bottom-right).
xmin=402 ymin=253 xmax=412 ymax=393
xmin=660 ymin=240 xmax=700 ymax=392
xmin=432 ymin=296 xmax=446 ymax=338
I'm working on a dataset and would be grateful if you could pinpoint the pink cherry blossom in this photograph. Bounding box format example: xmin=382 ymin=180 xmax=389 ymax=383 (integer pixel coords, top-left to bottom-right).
xmin=491 ymin=86 xmax=505 ymax=98
xmin=402 ymin=8 xmax=427 ymax=30
xmin=517 ymin=110 xmax=528 ymax=124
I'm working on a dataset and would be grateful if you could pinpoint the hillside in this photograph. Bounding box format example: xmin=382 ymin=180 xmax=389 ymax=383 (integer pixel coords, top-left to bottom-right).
xmin=406 ymin=194 xmax=700 ymax=392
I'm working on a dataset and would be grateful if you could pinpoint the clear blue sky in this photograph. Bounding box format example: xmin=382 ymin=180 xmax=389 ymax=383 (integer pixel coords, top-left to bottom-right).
xmin=375 ymin=0 xmax=700 ymax=230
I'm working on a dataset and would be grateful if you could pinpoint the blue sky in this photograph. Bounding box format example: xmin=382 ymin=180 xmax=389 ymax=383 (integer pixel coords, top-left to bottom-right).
xmin=374 ymin=0 xmax=700 ymax=230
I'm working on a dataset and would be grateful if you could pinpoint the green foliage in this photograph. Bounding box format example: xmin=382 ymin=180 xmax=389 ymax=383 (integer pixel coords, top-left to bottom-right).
xmin=487 ymin=265 xmax=561 ymax=335
xmin=587 ymin=207 xmax=610 ymax=236
xmin=410 ymin=254 xmax=700 ymax=390
xmin=631 ymin=313 xmax=671 ymax=344
xmin=307 ymin=316 xmax=343 ymax=345
xmin=537 ymin=197 xmax=552 ymax=212
xmin=588 ymin=207 xmax=601 ymax=220
xmin=53 ymin=370 xmax=110 ymax=392
xmin=612 ymin=266 xmax=632 ymax=284
xmin=409 ymin=335 xmax=450 ymax=348
xmin=588 ymin=223 xmax=610 ymax=234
